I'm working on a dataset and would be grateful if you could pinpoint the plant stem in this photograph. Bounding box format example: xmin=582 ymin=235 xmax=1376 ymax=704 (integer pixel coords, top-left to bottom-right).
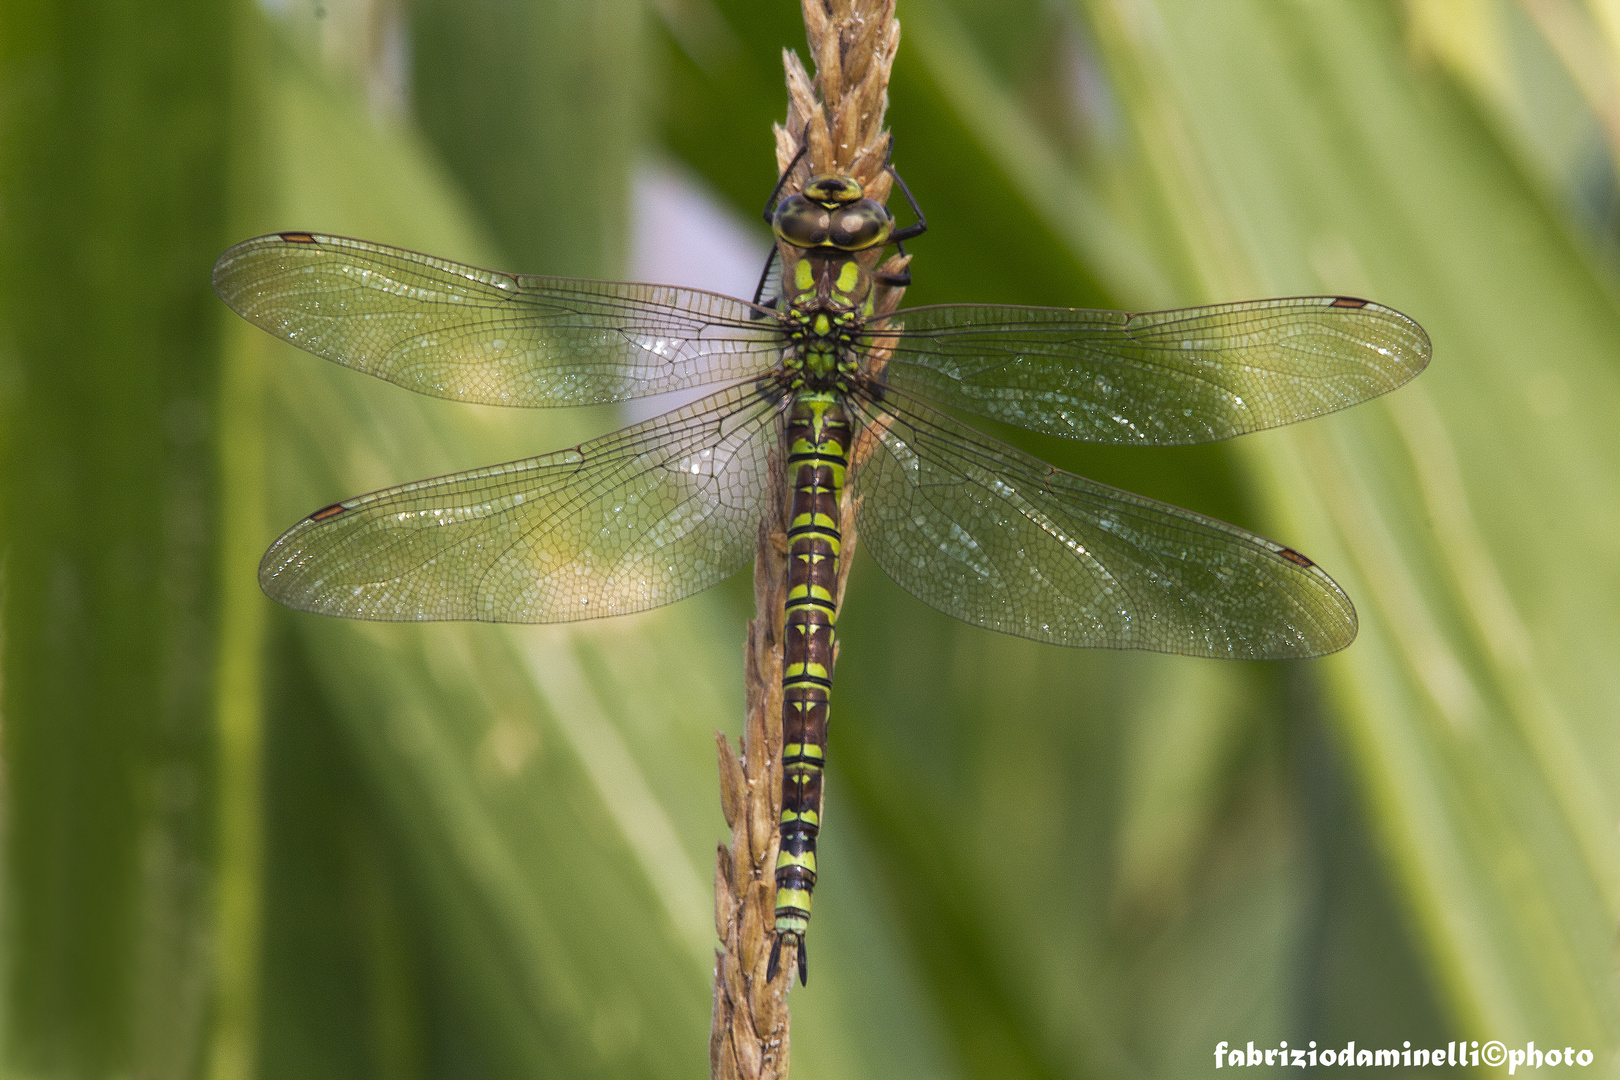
xmin=708 ymin=3 xmax=907 ymax=1077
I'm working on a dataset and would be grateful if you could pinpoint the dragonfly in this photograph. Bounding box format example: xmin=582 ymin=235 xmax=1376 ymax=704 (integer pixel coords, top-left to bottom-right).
xmin=212 ymin=154 xmax=1429 ymax=987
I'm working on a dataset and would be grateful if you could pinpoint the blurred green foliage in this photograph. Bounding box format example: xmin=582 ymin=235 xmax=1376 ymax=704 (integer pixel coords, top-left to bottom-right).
xmin=2 ymin=0 xmax=1617 ymax=1078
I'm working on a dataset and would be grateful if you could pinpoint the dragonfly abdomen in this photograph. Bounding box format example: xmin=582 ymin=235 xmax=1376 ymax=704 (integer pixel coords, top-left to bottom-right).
xmin=770 ymin=389 xmax=849 ymax=986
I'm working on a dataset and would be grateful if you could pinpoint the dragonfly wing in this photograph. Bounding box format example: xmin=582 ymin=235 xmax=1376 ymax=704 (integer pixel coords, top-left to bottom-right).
xmin=848 ymin=389 xmax=1356 ymax=658
xmin=261 ymin=382 xmax=782 ymax=621
xmin=872 ymin=297 xmax=1429 ymax=445
xmin=213 ymin=233 xmax=783 ymax=406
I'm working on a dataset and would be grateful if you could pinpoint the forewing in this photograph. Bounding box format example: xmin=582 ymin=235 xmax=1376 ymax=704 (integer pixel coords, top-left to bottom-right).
xmin=871 ymin=296 xmax=1429 ymax=445
xmin=848 ymin=389 xmax=1356 ymax=658
xmin=213 ymin=233 xmax=782 ymax=406
xmin=260 ymin=382 xmax=782 ymax=621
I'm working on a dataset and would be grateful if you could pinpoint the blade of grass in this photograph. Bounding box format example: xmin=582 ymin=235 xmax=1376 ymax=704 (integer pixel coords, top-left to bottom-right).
xmin=0 ymin=2 xmax=237 ymax=1076
xmin=1084 ymin=0 xmax=1620 ymax=1047
xmin=244 ymin=28 xmax=735 ymax=1077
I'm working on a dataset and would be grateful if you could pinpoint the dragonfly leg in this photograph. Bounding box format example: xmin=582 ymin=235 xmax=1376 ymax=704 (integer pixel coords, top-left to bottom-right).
xmin=751 ymin=246 xmax=782 ymax=307
xmin=883 ymin=136 xmax=928 ymax=243
xmin=761 ymin=123 xmax=814 ymax=225
xmin=876 ymin=262 xmax=913 ymax=287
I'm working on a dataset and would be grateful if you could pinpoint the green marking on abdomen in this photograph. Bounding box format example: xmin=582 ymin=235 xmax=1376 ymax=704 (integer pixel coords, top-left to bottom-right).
xmin=770 ymin=388 xmax=849 ymax=986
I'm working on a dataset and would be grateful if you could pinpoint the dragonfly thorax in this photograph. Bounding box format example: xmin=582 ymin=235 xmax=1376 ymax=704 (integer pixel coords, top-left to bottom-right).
xmin=781 ymin=305 xmax=859 ymax=386
xmin=779 ymin=250 xmax=873 ymax=387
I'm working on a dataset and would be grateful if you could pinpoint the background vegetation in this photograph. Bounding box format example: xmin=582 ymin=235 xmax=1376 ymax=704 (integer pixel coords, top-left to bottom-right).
xmin=2 ymin=0 xmax=1617 ymax=1077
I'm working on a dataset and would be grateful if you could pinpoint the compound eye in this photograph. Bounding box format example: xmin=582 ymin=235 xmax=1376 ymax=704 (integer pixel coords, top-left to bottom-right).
xmin=828 ymin=201 xmax=893 ymax=251
xmin=772 ymin=195 xmax=831 ymax=248
xmin=802 ymin=174 xmax=864 ymax=206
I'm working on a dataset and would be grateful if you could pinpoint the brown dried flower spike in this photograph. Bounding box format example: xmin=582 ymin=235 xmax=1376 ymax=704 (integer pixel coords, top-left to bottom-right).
xmin=709 ymin=3 xmax=910 ymax=1079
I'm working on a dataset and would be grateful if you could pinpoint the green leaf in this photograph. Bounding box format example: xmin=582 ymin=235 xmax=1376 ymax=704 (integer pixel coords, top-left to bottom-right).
xmin=0 ymin=2 xmax=240 ymax=1077
xmin=249 ymin=26 xmax=727 ymax=1080
xmin=1080 ymin=0 xmax=1620 ymax=1047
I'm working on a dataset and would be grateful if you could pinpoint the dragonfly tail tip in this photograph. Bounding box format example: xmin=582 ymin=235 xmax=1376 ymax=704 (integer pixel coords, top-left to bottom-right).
xmin=765 ymin=932 xmax=808 ymax=985
xmin=767 ymin=935 xmax=784 ymax=983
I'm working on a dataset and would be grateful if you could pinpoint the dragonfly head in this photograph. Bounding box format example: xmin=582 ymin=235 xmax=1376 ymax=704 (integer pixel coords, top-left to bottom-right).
xmin=802 ymin=175 xmax=865 ymax=206
xmin=773 ymin=173 xmax=896 ymax=254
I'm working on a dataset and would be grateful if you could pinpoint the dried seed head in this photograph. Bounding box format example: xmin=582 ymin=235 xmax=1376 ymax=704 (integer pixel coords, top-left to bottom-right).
xmin=775 ymin=0 xmax=901 ymax=192
xmin=712 ymin=3 xmax=905 ymax=1078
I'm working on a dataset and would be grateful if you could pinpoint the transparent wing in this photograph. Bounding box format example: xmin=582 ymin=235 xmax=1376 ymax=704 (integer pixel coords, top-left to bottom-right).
xmin=213 ymin=233 xmax=784 ymax=406
xmin=868 ymin=296 xmax=1429 ymax=445
xmin=848 ymin=387 xmax=1356 ymax=658
xmin=260 ymin=382 xmax=782 ymax=621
